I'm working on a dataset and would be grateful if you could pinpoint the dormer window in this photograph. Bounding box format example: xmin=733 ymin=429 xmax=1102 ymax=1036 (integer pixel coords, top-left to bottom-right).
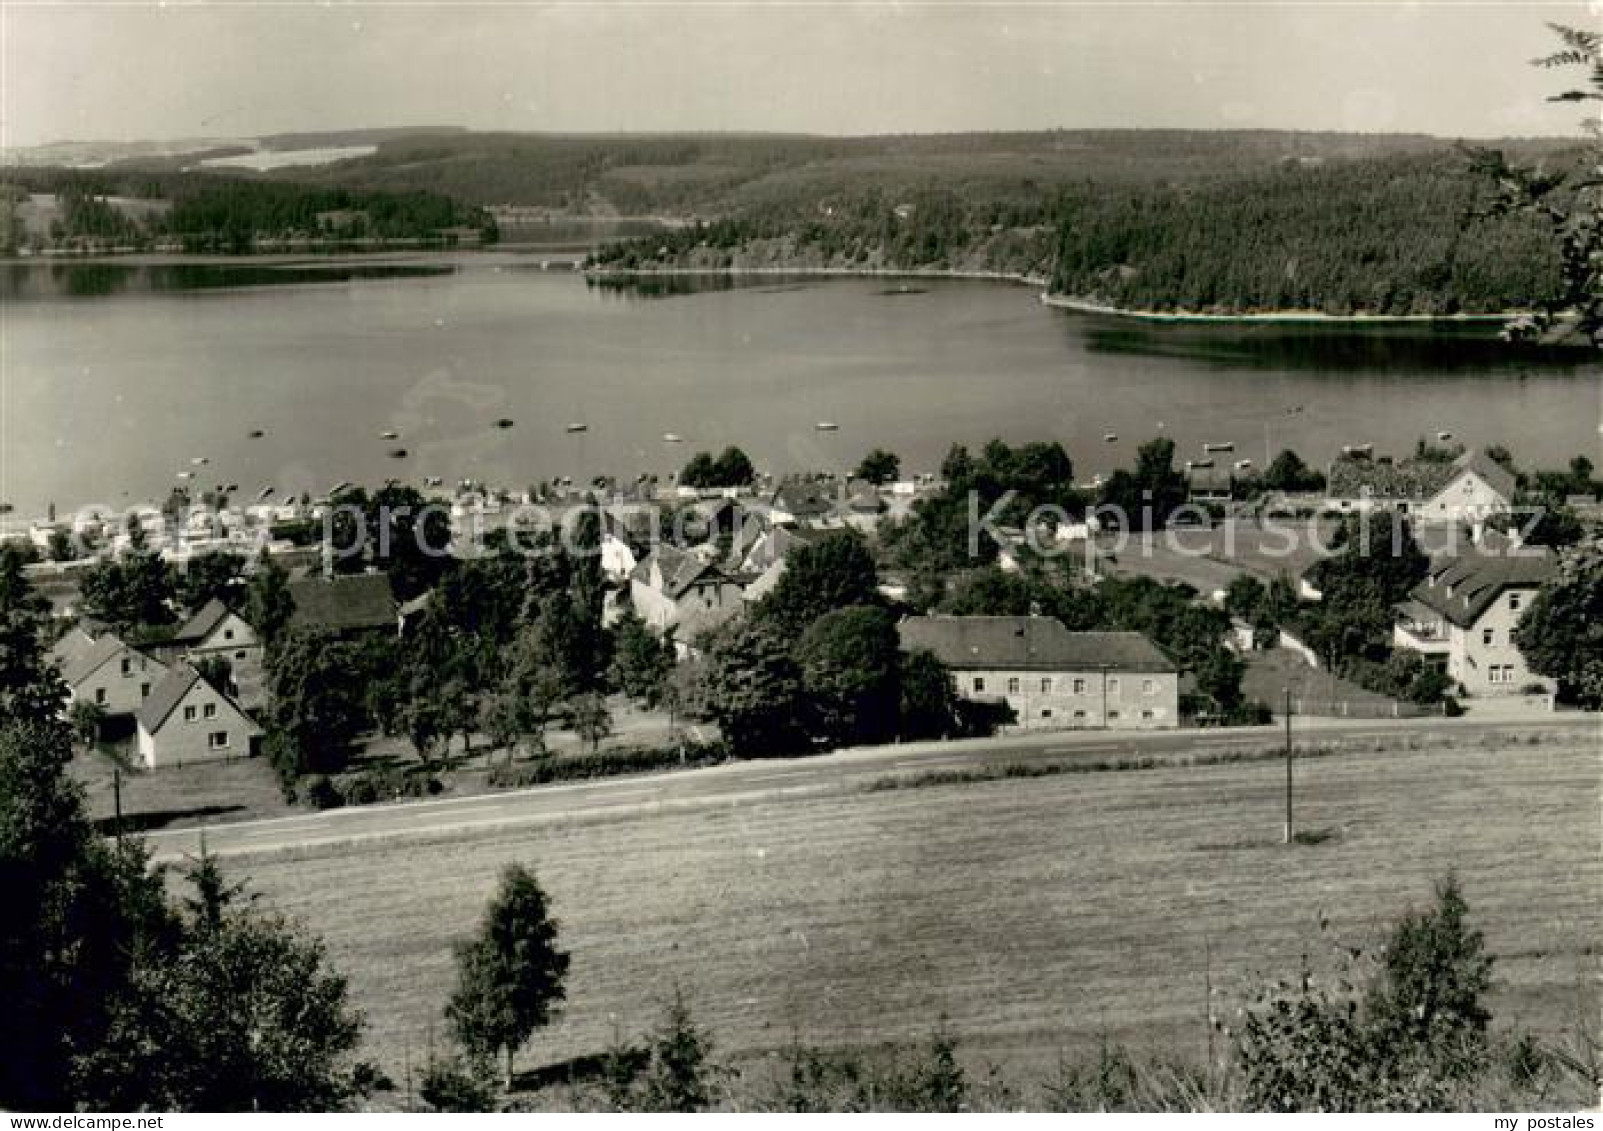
xmin=1509 ymin=593 xmax=1521 ymax=612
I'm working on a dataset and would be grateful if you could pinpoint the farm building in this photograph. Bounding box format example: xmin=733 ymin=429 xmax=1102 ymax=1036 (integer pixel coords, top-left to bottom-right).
xmin=898 ymin=615 xmax=1179 ymax=731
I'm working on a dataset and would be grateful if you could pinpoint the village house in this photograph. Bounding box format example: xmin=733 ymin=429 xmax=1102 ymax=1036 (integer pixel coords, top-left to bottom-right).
xmin=767 ymin=481 xmax=841 ymax=528
xmin=1325 ymin=449 xmax=1515 ymax=525
xmin=165 ymin=597 xmax=261 ymax=666
xmin=898 ymin=615 xmax=1180 ymax=731
xmin=629 ymin=543 xmax=743 ymax=643
xmin=135 ymin=663 xmax=263 ymax=770
xmin=53 ymin=631 xmax=169 ymax=716
xmin=1392 ymin=549 xmax=1556 ymax=697
xmin=286 ymin=572 xmax=399 ymax=638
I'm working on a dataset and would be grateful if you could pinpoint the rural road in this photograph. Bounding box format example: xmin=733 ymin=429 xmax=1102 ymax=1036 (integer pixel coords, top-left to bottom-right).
xmin=142 ymin=713 xmax=1598 ymax=862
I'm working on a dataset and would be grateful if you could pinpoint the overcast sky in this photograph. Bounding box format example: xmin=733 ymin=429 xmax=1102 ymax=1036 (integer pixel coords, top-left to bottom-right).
xmin=3 ymin=2 xmax=1598 ymax=148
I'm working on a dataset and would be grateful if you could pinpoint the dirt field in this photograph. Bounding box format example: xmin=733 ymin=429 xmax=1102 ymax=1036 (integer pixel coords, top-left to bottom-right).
xmin=228 ymin=735 xmax=1601 ymax=1089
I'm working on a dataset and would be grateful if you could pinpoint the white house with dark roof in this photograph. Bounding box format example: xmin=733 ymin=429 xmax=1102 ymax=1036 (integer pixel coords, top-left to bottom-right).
xmin=1393 ymin=549 xmax=1556 ymax=696
xmin=168 ymin=598 xmax=261 ymax=665
xmin=629 ymin=544 xmax=742 ymax=641
xmin=56 ymin=633 xmax=168 ymax=716
xmin=1326 ymin=449 xmax=1516 ymax=525
xmin=898 ymin=615 xmax=1179 ymax=730
xmin=135 ymin=663 xmax=262 ymax=769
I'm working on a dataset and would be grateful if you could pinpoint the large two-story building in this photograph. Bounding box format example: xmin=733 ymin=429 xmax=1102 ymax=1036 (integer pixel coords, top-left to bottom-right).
xmin=1392 ymin=549 xmax=1555 ymax=696
xmin=898 ymin=615 xmax=1180 ymax=730
xmin=1325 ymin=448 xmax=1516 ymax=525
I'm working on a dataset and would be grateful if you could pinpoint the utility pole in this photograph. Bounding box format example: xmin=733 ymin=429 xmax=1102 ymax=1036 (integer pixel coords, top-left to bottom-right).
xmin=1283 ymin=685 xmax=1294 ymax=845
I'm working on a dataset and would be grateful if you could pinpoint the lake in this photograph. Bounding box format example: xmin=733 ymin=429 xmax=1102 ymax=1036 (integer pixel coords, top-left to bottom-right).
xmin=1 ymin=255 xmax=1598 ymax=518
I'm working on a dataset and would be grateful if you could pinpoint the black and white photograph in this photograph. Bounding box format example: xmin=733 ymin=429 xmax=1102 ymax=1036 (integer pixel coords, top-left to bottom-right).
xmin=0 ymin=0 xmax=1599 ymax=1116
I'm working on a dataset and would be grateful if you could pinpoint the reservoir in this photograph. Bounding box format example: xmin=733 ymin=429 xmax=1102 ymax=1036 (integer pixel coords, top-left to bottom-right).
xmin=1 ymin=255 xmax=1597 ymax=517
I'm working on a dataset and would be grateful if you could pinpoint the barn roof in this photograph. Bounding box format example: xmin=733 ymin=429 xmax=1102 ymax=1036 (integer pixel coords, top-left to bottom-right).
xmin=898 ymin=616 xmax=1177 ymax=673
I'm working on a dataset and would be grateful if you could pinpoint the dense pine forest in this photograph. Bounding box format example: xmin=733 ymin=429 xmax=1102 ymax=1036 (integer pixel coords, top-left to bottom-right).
xmin=1048 ymin=153 xmax=1568 ymax=315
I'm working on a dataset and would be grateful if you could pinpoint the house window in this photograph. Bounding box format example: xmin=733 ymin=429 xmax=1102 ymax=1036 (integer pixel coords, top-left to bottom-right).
xmin=120 ymin=657 xmax=132 ymax=676
xmin=1007 ymin=677 xmax=1021 ymax=694
xmin=1040 ymin=708 xmax=1053 ymax=719
xmin=1072 ymin=678 xmax=1087 ymax=694
xmin=1107 ymin=678 xmax=1120 ymax=694
xmin=1142 ymin=679 xmax=1155 ymax=695
xmin=203 ymin=703 xmax=217 ymax=720
xmin=183 ymin=705 xmax=197 ymax=722
xmin=1040 ymin=677 xmax=1052 ymax=693
xmin=140 ymin=683 xmax=150 ymax=699
xmin=94 ymin=688 xmax=107 ymax=705
xmin=235 ymin=650 xmax=247 ymax=660
xmin=1509 ymin=593 xmax=1521 ymax=612
xmin=1108 ymin=710 xmax=1121 ymax=720
xmin=224 ymin=628 xmax=235 ymax=641
xmin=1482 ymin=628 xmax=1495 ymax=646
xmin=1073 ymin=710 xmax=1087 ymax=720
xmin=1141 ymin=709 xmax=1155 ymax=720
xmin=973 ymin=677 xmax=985 ymax=693
xmin=208 ymin=731 xmax=229 ymax=750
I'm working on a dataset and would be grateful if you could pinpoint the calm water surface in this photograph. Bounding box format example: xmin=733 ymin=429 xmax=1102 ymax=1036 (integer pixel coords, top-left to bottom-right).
xmin=1 ymin=257 xmax=1598 ymax=516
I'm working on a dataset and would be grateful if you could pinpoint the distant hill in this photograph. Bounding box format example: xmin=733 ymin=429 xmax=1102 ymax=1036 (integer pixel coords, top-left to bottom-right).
xmin=274 ymin=128 xmax=1578 ymax=212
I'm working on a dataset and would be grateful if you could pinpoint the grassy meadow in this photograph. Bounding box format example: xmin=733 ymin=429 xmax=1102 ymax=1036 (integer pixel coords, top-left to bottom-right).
xmin=228 ymin=733 xmax=1601 ymax=1093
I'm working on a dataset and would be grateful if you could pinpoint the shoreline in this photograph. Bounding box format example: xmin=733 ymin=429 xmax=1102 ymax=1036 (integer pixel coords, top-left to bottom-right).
xmin=6 ymin=249 xmax=1533 ymax=325
xmin=583 ymin=263 xmax=1525 ymax=324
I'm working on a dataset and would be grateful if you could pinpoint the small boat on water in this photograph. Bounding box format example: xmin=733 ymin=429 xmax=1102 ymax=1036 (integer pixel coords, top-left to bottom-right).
xmin=1436 ymin=430 xmax=1453 ymax=441
xmin=495 ymin=418 xmax=516 ymax=429
xmin=424 ymin=476 xmax=444 ymax=488
xmin=190 ymin=456 xmax=209 ymax=466
xmin=380 ymin=430 xmax=400 ymax=440
xmin=1203 ymin=442 xmax=1235 ymax=453
xmin=1186 ymin=459 xmax=1215 ymax=470
xmin=566 ymin=423 xmax=589 ymax=434
xmin=256 ymin=486 xmax=275 ymax=501
xmin=388 ymin=448 xmax=409 ymax=459
xmin=1103 ymin=433 xmax=1118 ymax=442
xmin=1234 ymin=459 xmax=1254 ymax=471
xmin=329 ymin=481 xmax=353 ymax=496
xmin=248 ymin=429 xmax=265 ymax=439
xmin=662 ymin=433 xmax=683 ymax=443
xmin=176 ymin=471 xmax=195 ymax=480
xmin=0 ymin=503 xmax=12 ymax=516
xmin=1342 ymin=444 xmax=1374 ymax=457
xmin=815 ymin=421 xmax=839 ymax=432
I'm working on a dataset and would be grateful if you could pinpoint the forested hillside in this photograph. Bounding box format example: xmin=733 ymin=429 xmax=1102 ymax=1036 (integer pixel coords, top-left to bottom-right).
xmin=1049 ymin=152 xmax=1570 ymax=315
xmin=587 ymin=147 xmax=1576 ymax=316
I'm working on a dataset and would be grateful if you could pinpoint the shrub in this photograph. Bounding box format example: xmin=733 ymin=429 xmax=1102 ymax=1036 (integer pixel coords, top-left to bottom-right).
xmin=638 ymin=990 xmax=715 ymax=1112
xmin=1232 ymin=875 xmax=1497 ymax=1111
xmin=418 ymin=1052 xmax=498 ymax=1113
xmin=298 ymin=773 xmax=342 ymax=811
xmin=485 ymin=740 xmax=726 ymax=790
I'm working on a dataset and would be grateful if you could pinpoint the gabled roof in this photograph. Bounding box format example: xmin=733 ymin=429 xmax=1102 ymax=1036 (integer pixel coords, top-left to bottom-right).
xmin=771 ymin=482 xmax=836 ymax=519
xmin=1442 ymin=449 xmax=1517 ymax=503
xmin=48 ymin=626 xmax=99 ymax=671
xmin=60 ymin=634 xmax=128 ymax=687
xmin=1327 ymin=456 xmax=1455 ymax=501
xmin=136 ymin=663 xmax=260 ymax=735
xmin=171 ymin=597 xmax=234 ymax=645
xmin=136 ymin=664 xmax=201 ymax=733
xmin=1407 ymin=549 xmax=1555 ymax=629
xmin=898 ymin=616 xmax=1178 ymax=673
xmin=1327 ymin=448 xmax=1515 ymax=505
xmin=287 ymin=573 xmax=397 ymax=633
xmin=631 ymin=544 xmax=731 ymax=600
